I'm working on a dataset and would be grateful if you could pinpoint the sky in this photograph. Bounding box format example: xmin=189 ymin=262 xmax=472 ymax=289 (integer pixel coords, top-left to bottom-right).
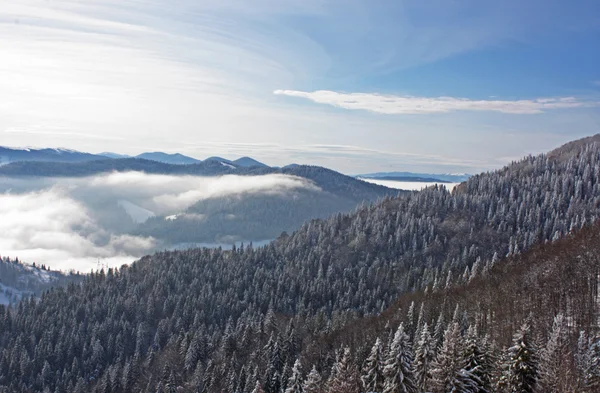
xmin=1 ymin=0 xmax=599 ymax=174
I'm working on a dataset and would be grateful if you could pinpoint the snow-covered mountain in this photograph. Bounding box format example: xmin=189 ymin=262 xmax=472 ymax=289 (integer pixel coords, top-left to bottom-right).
xmin=0 ymin=257 xmax=83 ymax=306
xmin=0 ymin=146 xmax=104 ymax=166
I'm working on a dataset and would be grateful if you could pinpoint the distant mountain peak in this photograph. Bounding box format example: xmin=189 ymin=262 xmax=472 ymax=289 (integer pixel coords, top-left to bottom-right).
xmin=0 ymin=146 xmax=104 ymax=165
xmin=204 ymin=156 xmax=233 ymax=164
xmin=135 ymin=152 xmax=201 ymax=165
xmin=233 ymin=157 xmax=268 ymax=168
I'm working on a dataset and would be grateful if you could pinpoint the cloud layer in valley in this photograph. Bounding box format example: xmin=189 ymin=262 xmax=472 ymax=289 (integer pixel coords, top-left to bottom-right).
xmin=0 ymin=172 xmax=317 ymax=272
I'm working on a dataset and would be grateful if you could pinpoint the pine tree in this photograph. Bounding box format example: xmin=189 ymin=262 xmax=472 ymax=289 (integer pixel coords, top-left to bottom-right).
xmin=414 ymin=323 xmax=435 ymax=392
xmin=285 ymin=359 xmax=303 ymax=393
xmin=462 ymin=326 xmax=492 ymax=393
xmin=327 ymin=347 xmax=360 ymax=393
xmin=185 ymin=333 xmax=201 ymax=372
xmin=382 ymin=324 xmax=417 ymax=393
xmin=431 ymin=322 xmax=480 ymax=393
xmin=362 ymin=337 xmax=385 ymax=393
xmin=537 ymin=313 xmax=569 ymax=393
xmin=580 ymin=334 xmax=600 ymax=393
xmin=505 ymin=323 xmax=537 ymax=393
xmin=575 ymin=330 xmax=591 ymax=390
xmin=252 ymin=380 xmax=265 ymax=393
xmin=303 ymin=366 xmax=322 ymax=393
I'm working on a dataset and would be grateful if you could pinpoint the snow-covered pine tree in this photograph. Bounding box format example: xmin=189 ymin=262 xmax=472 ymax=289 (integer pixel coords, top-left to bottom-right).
xmin=406 ymin=302 xmax=416 ymax=339
xmin=303 ymin=365 xmax=322 ymax=393
xmin=462 ymin=325 xmax=492 ymax=393
xmin=433 ymin=312 xmax=445 ymax=348
xmin=430 ymin=322 xmax=480 ymax=393
xmin=252 ymin=380 xmax=265 ymax=393
xmin=580 ymin=334 xmax=600 ymax=393
xmin=382 ymin=324 xmax=418 ymax=393
xmin=505 ymin=323 xmax=538 ymax=393
xmin=327 ymin=347 xmax=360 ymax=393
xmin=285 ymin=359 xmax=303 ymax=393
xmin=413 ymin=323 xmax=435 ymax=392
xmin=537 ymin=313 xmax=570 ymax=393
xmin=575 ymin=330 xmax=591 ymax=389
xmin=362 ymin=337 xmax=385 ymax=393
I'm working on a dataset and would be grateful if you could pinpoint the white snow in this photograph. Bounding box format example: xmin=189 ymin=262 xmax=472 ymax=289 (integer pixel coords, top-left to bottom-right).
xmin=118 ymin=200 xmax=156 ymax=223
xmin=22 ymin=264 xmax=52 ymax=283
xmin=165 ymin=214 xmax=179 ymax=221
xmin=220 ymin=161 xmax=236 ymax=169
xmin=358 ymin=177 xmax=459 ymax=191
xmin=0 ymin=282 xmax=25 ymax=306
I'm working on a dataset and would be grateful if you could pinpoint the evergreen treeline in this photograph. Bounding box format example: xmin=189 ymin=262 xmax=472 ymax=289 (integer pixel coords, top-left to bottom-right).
xmin=2 ymin=138 xmax=600 ymax=392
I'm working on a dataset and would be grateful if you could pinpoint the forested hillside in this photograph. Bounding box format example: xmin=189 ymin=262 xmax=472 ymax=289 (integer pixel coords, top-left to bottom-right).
xmin=0 ymin=257 xmax=82 ymax=306
xmin=137 ymin=166 xmax=402 ymax=244
xmin=2 ymin=138 xmax=600 ymax=392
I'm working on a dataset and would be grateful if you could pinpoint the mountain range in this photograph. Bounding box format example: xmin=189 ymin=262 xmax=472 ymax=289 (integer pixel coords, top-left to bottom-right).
xmin=1 ymin=145 xmax=467 ymax=181
xmin=0 ymin=146 xmax=268 ymax=168
xmin=0 ymin=146 xmax=103 ymax=165
xmin=0 ymin=150 xmax=404 ymax=249
xmin=1 ymin=135 xmax=600 ymax=392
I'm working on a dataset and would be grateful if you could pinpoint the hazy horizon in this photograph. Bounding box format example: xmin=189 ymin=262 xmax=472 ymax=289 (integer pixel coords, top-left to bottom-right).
xmin=1 ymin=0 xmax=599 ymax=175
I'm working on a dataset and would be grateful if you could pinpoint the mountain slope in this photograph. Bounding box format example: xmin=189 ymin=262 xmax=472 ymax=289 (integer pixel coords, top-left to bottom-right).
xmin=0 ymin=158 xmax=234 ymax=177
xmin=135 ymin=152 xmax=202 ymax=165
xmin=3 ymin=136 xmax=600 ymax=392
xmin=136 ymin=166 xmax=400 ymax=244
xmin=233 ymin=157 xmax=268 ymax=168
xmin=0 ymin=146 xmax=104 ymax=165
xmin=99 ymin=152 xmax=131 ymax=159
xmin=0 ymin=257 xmax=83 ymax=306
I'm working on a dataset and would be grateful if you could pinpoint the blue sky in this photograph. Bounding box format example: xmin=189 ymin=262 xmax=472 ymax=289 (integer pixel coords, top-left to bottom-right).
xmin=1 ymin=0 xmax=599 ymax=174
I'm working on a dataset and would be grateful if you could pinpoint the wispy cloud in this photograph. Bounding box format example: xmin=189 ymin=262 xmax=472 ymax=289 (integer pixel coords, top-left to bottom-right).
xmin=274 ymin=90 xmax=596 ymax=115
xmin=1 ymin=0 xmax=598 ymax=174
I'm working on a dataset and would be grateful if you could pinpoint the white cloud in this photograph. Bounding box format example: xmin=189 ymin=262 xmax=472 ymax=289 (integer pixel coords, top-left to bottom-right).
xmin=86 ymin=172 xmax=320 ymax=213
xmin=0 ymin=172 xmax=319 ymax=272
xmin=0 ymin=0 xmax=598 ymax=174
xmin=274 ymin=90 xmax=596 ymax=115
xmin=0 ymin=188 xmax=158 ymax=272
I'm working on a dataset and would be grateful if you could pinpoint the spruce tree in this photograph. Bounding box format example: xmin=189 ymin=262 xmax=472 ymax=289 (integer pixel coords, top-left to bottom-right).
xmin=414 ymin=323 xmax=435 ymax=392
xmin=327 ymin=347 xmax=360 ymax=393
xmin=382 ymin=324 xmax=418 ymax=393
xmin=285 ymin=359 xmax=303 ymax=393
xmin=303 ymin=366 xmax=322 ymax=393
xmin=252 ymin=380 xmax=265 ymax=393
xmin=362 ymin=337 xmax=385 ymax=393
xmin=537 ymin=313 xmax=569 ymax=393
xmin=505 ymin=323 xmax=538 ymax=393
xmin=431 ymin=322 xmax=480 ymax=393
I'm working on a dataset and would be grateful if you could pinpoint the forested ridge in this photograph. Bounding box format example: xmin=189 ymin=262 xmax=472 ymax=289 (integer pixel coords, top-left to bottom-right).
xmin=2 ymin=137 xmax=600 ymax=392
xmin=135 ymin=165 xmax=403 ymax=244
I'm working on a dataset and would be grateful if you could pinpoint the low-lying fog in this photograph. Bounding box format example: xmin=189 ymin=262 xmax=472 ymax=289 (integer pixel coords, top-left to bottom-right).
xmin=0 ymin=172 xmax=317 ymax=272
xmin=358 ymin=178 xmax=460 ymax=191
